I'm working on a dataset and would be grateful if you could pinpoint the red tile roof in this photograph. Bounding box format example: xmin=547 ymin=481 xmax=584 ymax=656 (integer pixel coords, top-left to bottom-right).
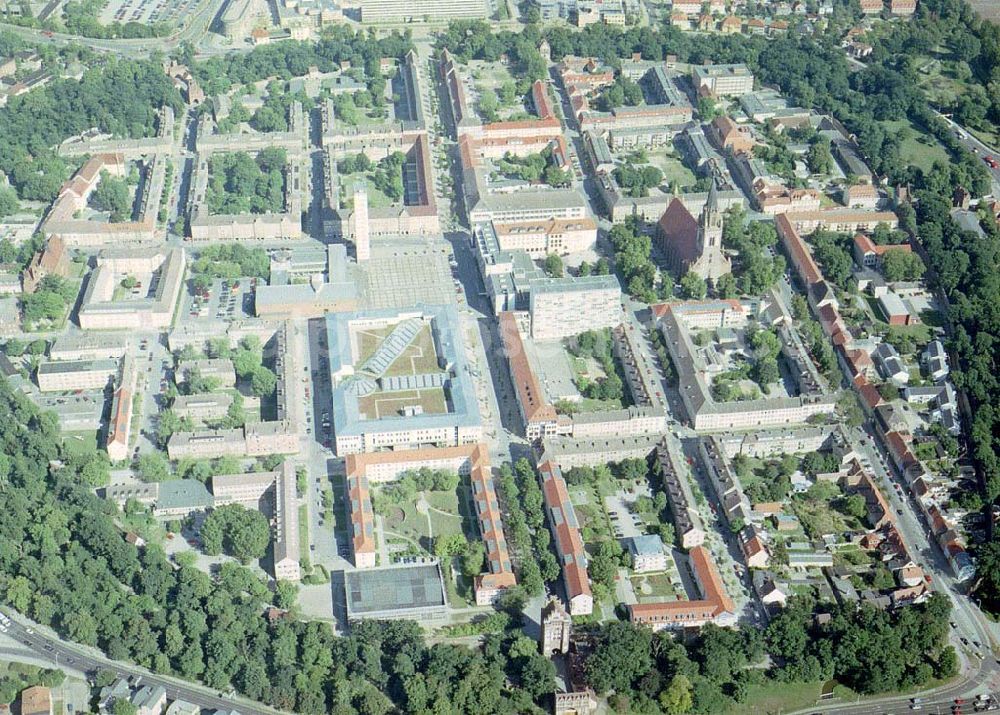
xmin=776 ymin=213 xmax=823 ymax=287
xmin=853 ymin=232 xmax=911 ymax=257
xmin=538 ymin=461 xmax=591 ymax=604
xmin=628 ymin=545 xmax=734 ymax=627
xmin=499 ymin=312 xmax=558 ymax=426
xmin=658 ymin=198 xmax=700 ymax=268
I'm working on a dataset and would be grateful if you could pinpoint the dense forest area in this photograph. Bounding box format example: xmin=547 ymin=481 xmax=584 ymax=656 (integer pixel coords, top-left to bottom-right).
xmin=0 ymin=55 xmax=182 ymax=203
xmin=580 ymin=593 xmax=955 ymax=714
xmin=0 ymin=380 xmax=557 ymax=714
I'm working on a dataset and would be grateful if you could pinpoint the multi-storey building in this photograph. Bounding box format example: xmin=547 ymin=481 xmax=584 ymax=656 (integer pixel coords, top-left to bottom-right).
xmin=539 ymin=460 xmax=593 ymax=616
xmin=627 ymin=546 xmax=736 ymax=630
xmin=691 ymin=64 xmax=755 ymax=97
xmin=37 ymin=358 xmax=119 ymax=392
xmin=528 ymin=275 xmax=622 ymax=341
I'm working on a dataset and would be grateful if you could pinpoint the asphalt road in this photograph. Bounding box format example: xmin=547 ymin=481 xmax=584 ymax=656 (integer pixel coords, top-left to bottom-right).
xmin=0 ymin=0 xmax=225 ymax=58
xmin=786 ymin=655 xmax=1000 ymax=715
xmin=0 ymin=613 xmax=286 ymax=715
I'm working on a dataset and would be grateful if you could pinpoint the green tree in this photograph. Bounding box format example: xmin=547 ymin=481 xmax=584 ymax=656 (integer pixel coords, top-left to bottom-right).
xmin=585 ymin=622 xmax=653 ymax=694
xmin=250 ymin=365 xmax=277 ymax=397
xmin=91 ymin=170 xmax=132 ymax=221
xmin=659 ymin=674 xmax=693 ymax=715
xmin=519 ymin=652 xmax=556 ymax=698
xmin=0 ymin=186 xmax=18 ymax=218
xmin=543 ymin=253 xmax=564 ymax=277
xmin=135 ymin=453 xmax=170 ymax=482
xmin=4 ymin=338 xmax=25 ymax=357
xmin=200 ymin=504 xmax=270 ymax=563
xmin=881 ymin=248 xmax=925 ymax=281
xmin=805 ymin=137 xmax=833 ymax=174
xmin=841 ymin=493 xmax=868 ymax=521
xmin=679 ymin=271 xmax=707 ymax=299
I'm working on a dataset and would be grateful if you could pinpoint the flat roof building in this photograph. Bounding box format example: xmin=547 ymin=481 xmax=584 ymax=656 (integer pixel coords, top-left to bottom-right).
xmin=691 ymin=63 xmax=754 ymax=97
xmin=37 ymin=358 xmax=119 ymax=392
xmin=344 ymin=563 xmax=448 ymax=622
xmin=325 ymin=305 xmax=483 ymax=455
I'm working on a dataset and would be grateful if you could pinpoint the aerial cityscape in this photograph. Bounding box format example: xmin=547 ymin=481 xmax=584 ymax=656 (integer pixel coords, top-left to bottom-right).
xmin=0 ymin=0 xmax=999 ymax=713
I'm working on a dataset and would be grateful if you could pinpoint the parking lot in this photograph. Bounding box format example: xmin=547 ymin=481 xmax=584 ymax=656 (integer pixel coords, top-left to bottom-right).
xmin=182 ymin=278 xmax=254 ymax=323
xmin=99 ymin=0 xmax=200 ymax=26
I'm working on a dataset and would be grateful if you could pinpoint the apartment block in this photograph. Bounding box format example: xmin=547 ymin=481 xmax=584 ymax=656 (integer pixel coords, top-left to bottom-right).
xmin=691 ymin=64 xmax=755 ymax=97
xmin=529 ymin=275 xmax=622 ymax=341
xmin=37 ymin=358 xmax=119 ymax=392
xmin=539 ymin=460 xmax=593 ymax=616
xmin=627 ymin=546 xmax=736 ymax=630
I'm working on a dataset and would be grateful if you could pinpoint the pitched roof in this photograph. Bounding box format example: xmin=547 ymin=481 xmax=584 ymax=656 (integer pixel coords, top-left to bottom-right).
xmin=658 ymin=198 xmax=700 ymax=267
xmin=539 ymin=461 xmax=591 ymax=603
xmin=499 ymin=312 xmax=558 ymax=425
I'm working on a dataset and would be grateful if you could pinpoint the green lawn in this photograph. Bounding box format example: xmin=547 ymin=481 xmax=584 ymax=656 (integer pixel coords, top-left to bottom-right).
xmin=339 ymin=173 xmax=395 ymax=209
xmin=630 ymin=572 xmax=679 ymax=602
xmin=382 ymin=488 xmax=471 ymax=554
xmin=729 ymin=675 xmax=959 ymax=715
xmin=298 ymin=504 xmax=310 ymax=564
xmin=428 ymin=508 xmax=465 ymax=539
xmin=63 ymin=430 xmax=99 ymax=457
xmin=882 ymin=118 xmax=951 ymax=173
xmin=425 ymin=489 xmax=460 ymax=513
xmin=644 ymin=151 xmax=696 ymax=188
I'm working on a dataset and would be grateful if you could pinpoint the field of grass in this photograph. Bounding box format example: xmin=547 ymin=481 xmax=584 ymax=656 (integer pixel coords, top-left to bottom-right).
xmin=298 ymin=504 xmax=310 ymax=564
xmin=384 ymin=488 xmax=469 ymax=551
xmin=357 ymin=386 xmax=448 ymax=419
xmin=387 ymin=503 xmax=427 ymax=547
xmin=882 ymin=118 xmax=951 ymax=173
xmin=339 ymin=173 xmax=395 ymax=209
xmin=429 ymin=508 xmax=465 ymax=539
xmin=644 ymin=151 xmax=696 ymax=188
xmin=63 ymin=430 xmax=100 ymax=457
xmin=631 ymin=572 xmax=680 ymax=603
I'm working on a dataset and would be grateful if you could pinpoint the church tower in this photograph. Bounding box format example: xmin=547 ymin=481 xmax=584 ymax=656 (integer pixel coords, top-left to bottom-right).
xmin=691 ymin=180 xmax=731 ymax=281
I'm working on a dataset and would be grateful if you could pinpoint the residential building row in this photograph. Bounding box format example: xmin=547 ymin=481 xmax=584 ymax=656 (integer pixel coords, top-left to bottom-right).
xmin=106 ymin=461 xmax=300 ymax=581
xmin=40 ymin=152 xmax=166 ymax=247
xmin=343 ymin=444 xmax=517 ymax=604
xmin=539 ymin=460 xmax=594 ymax=615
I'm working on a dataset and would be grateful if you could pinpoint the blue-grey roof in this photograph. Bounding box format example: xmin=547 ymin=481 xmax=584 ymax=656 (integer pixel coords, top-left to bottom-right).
xmin=629 ymin=534 xmax=665 ymax=556
xmin=325 ymin=305 xmax=481 ymax=437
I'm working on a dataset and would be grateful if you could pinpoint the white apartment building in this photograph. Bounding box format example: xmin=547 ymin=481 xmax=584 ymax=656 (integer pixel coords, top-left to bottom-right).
xmin=529 ymin=276 xmax=622 ymax=341
xmin=37 ymin=358 xmax=119 ymax=392
xmin=691 ymin=64 xmax=755 ymax=97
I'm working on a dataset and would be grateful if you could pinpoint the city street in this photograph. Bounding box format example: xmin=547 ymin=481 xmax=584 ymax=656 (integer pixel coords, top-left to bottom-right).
xmin=0 ymin=610 xmax=284 ymax=715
